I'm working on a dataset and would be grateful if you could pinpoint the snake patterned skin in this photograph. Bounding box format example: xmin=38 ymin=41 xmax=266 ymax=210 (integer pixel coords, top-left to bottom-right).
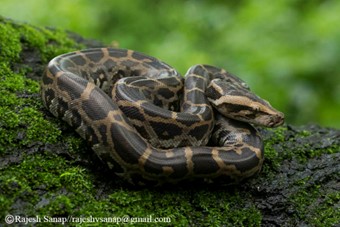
xmin=41 ymin=48 xmax=284 ymax=185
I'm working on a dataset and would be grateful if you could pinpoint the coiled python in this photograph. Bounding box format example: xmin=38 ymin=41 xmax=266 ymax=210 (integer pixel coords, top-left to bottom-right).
xmin=41 ymin=48 xmax=284 ymax=185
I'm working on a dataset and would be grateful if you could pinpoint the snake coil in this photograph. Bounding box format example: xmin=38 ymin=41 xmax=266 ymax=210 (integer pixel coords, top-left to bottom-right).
xmin=41 ymin=48 xmax=284 ymax=185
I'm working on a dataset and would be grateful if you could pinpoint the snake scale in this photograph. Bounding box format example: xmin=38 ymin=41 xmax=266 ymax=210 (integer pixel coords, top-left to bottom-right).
xmin=41 ymin=48 xmax=284 ymax=185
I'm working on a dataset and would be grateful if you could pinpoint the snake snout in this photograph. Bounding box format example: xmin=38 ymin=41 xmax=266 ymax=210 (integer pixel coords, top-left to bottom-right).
xmin=268 ymin=112 xmax=285 ymax=127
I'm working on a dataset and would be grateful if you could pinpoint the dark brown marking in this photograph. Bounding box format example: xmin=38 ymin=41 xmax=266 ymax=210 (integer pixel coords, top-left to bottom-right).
xmin=82 ymin=88 xmax=116 ymax=121
xmin=119 ymin=106 xmax=146 ymax=122
xmin=110 ymin=124 xmax=147 ymax=164
xmin=192 ymin=152 xmax=220 ymax=174
xmin=86 ymin=50 xmax=104 ymax=62
xmin=57 ymin=73 xmax=88 ymax=100
xmin=70 ymin=55 xmax=87 ymax=66
xmin=142 ymin=102 xmax=172 ymax=118
xmin=188 ymin=124 xmax=211 ymax=141
xmin=109 ymin=49 xmax=128 ymax=58
xmin=149 ymin=121 xmax=183 ymax=139
xmin=56 ymin=97 xmax=69 ymax=117
xmin=42 ymin=88 xmax=55 ymax=107
xmin=98 ymin=124 xmax=108 ymax=146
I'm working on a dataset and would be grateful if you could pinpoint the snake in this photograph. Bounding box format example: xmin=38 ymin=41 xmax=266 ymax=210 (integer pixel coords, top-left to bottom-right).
xmin=41 ymin=48 xmax=284 ymax=185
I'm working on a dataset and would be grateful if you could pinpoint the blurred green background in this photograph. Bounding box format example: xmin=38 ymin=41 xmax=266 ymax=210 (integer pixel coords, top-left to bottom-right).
xmin=1 ymin=0 xmax=339 ymax=128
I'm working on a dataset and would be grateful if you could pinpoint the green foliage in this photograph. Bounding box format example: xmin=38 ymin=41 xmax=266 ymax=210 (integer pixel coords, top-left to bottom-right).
xmin=1 ymin=154 xmax=263 ymax=226
xmin=0 ymin=17 xmax=84 ymax=154
xmin=0 ymin=153 xmax=91 ymax=219
xmin=0 ymin=69 xmax=61 ymax=152
xmin=0 ymin=22 xmax=21 ymax=62
xmin=263 ymin=125 xmax=339 ymax=167
xmin=289 ymin=185 xmax=340 ymax=226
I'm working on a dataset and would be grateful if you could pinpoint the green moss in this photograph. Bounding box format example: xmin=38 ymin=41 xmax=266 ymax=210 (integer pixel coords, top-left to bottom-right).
xmin=3 ymin=17 xmax=84 ymax=61
xmin=0 ymin=63 xmax=24 ymax=107
xmin=260 ymin=125 xmax=340 ymax=226
xmin=0 ymin=153 xmax=91 ymax=219
xmin=1 ymin=70 xmax=26 ymax=92
xmin=286 ymin=137 xmax=339 ymax=164
xmin=0 ymin=17 xmax=83 ymax=154
xmin=0 ymin=72 xmax=61 ymax=152
xmin=289 ymin=185 xmax=340 ymax=226
xmin=19 ymin=107 xmax=61 ymax=145
xmin=65 ymin=136 xmax=88 ymax=156
xmin=262 ymin=126 xmax=287 ymax=172
xmin=263 ymin=124 xmax=339 ymax=167
xmin=1 ymin=149 xmax=263 ymax=226
xmin=60 ymin=167 xmax=93 ymax=192
xmin=186 ymin=191 xmax=262 ymax=226
xmin=0 ymin=23 xmax=21 ymax=62
xmin=0 ymin=18 xmax=97 ymax=224
xmin=306 ymin=141 xmax=339 ymax=159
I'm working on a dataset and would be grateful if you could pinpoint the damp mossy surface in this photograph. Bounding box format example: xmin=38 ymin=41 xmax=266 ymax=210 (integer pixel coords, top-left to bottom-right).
xmin=0 ymin=17 xmax=339 ymax=226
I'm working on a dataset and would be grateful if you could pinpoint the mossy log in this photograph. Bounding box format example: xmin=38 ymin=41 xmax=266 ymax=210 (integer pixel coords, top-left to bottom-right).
xmin=0 ymin=17 xmax=339 ymax=226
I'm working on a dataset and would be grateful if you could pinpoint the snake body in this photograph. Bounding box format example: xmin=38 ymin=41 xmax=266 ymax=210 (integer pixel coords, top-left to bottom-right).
xmin=41 ymin=48 xmax=284 ymax=185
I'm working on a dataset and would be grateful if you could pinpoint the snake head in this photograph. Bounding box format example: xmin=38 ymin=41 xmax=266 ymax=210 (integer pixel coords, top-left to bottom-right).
xmin=206 ymin=78 xmax=285 ymax=127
